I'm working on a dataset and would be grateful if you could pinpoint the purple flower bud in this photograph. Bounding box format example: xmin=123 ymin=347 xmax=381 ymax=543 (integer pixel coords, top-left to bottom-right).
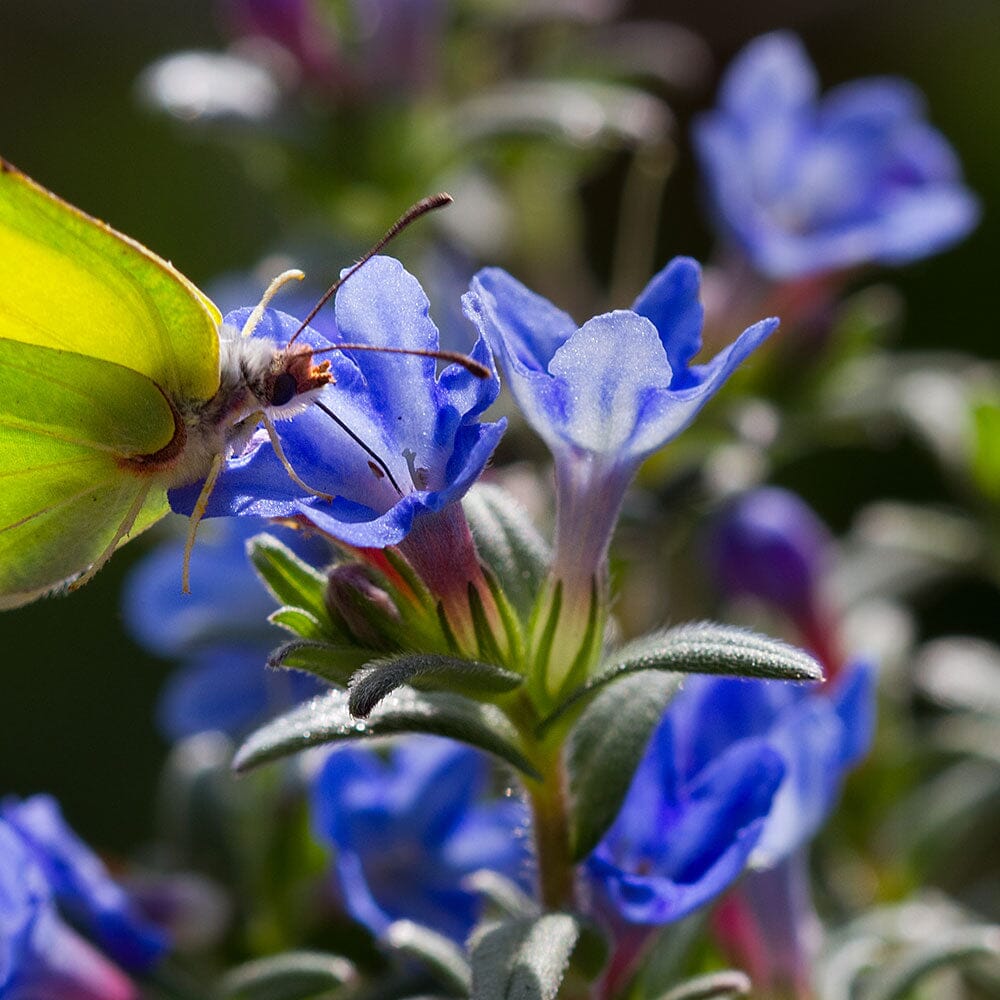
xmin=708 ymin=487 xmax=831 ymax=628
xmin=325 ymin=562 xmax=401 ymax=649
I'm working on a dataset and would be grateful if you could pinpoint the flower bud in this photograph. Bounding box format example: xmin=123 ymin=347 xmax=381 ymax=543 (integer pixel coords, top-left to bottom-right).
xmin=708 ymin=487 xmax=831 ymax=627
xmin=325 ymin=563 xmax=402 ymax=650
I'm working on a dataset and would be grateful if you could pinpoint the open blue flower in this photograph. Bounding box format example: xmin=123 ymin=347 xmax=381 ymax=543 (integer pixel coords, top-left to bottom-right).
xmin=310 ymin=736 xmax=529 ymax=942
xmin=694 ymin=32 xmax=978 ymax=279
xmin=123 ymin=519 xmax=326 ymax=740
xmin=464 ymin=258 xmax=776 ymax=693
xmin=587 ymin=662 xmax=873 ymax=929
xmin=585 ymin=710 xmax=785 ymax=927
xmin=171 ymin=256 xmax=505 ymax=553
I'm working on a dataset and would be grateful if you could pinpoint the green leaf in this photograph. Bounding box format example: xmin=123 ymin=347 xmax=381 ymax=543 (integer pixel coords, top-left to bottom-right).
xmin=540 ymin=621 xmax=821 ymax=734
xmin=606 ymin=623 xmax=821 ymax=681
xmin=218 ymin=950 xmax=356 ymax=1000
xmin=464 ymin=484 xmax=551 ymax=621
xmin=567 ymin=671 xmax=683 ymax=860
xmin=267 ymin=640 xmax=372 ymax=687
xmin=463 ymin=870 xmax=540 ymax=920
xmin=234 ymin=687 xmax=541 ymax=780
xmin=349 ymin=654 xmax=523 ymax=718
xmin=270 ymin=607 xmax=327 ymax=641
xmin=655 ymin=971 xmax=751 ymax=1000
xmin=249 ymin=534 xmax=331 ymax=625
xmin=384 ymin=921 xmax=472 ymax=996
xmin=972 ymin=395 xmax=1000 ymax=501
xmin=469 ymin=914 xmax=605 ymax=1000
xmin=861 ymin=927 xmax=1000 ymax=1000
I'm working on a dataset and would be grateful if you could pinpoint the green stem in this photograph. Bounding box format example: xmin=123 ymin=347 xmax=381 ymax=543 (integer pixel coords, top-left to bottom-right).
xmin=525 ymin=744 xmax=578 ymax=912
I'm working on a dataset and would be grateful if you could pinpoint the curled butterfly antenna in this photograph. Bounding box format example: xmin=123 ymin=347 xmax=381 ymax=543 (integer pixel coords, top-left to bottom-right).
xmin=241 ymin=269 xmax=305 ymax=339
xmin=288 ymin=192 xmax=453 ymax=346
xmin=311 ymin=342 xmax=491 ymax=380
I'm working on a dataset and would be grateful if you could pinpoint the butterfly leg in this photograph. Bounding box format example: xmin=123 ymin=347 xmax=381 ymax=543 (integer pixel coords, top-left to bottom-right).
xmin=180 ymin=452 xmax=226 ymax=594
xmin=68 ymin=483 xmax=154 ymax=592
xmin=238 ymin=409 xmax=334 ymax=503
xmin=240 ymin=269 xmax=306 ymax=339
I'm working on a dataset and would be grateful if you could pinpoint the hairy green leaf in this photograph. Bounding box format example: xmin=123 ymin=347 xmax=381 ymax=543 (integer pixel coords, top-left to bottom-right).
xmin=384 ymin=921 xmax=472 ymax=996
xmin=567 ymin=671 xmax=683 ymax=859
xmin=218 ymin=950 xmax=355 ymax=1000
xmin=349 ymin=654 xmax=523 ymax=718
xmin=234 ymin=687 xmax=540 ymax=779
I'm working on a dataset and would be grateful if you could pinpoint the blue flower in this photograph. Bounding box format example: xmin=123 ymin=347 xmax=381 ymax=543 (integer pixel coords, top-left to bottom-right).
xmin=0 ymin=819 xmax=138 ymax=1000
xmin=464 ymin=258 xmax=776 ymax=693
xmin=1 ymin=796 xmax=168 ymax=975
xmin=0 ymin=795 xmax=172 ymax=999
xmin=587 ymin=662 xmax=873 ymax=929
xmin=585 ymin=712 xmax=785 ymax=927
xmin=694 ymin=32 xmax=979 ymax=279
xmin=708 ymin=488 xmax=831 ymax=620
xmin=310 ymin=736 xmax=529 ymax=942
xmin=171 ymin=256 xmax=505 ymax=554
xmin=123 ymin=519 xmax=326 ymax=739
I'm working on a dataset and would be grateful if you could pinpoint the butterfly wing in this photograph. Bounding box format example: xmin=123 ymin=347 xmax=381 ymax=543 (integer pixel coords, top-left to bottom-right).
xmin=0 ymin=338 xmax=175 ymax=606
xmin=0 ymin=159 xmax=222 ymax=405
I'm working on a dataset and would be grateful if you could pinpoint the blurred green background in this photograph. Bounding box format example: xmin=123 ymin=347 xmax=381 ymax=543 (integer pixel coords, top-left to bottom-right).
xmin=0 ymin=0 xmax=997 ymax=853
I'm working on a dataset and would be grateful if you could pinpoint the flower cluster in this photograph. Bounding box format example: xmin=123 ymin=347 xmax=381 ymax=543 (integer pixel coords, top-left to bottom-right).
xmin=14 ymin=22 xmax=992 ymax=1000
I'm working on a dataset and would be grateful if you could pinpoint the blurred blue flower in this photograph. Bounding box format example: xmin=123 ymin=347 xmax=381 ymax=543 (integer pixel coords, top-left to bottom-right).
xmin=587 ymin=661 xmax=874 ymax=928
xmin=1 ymin=796 xmax=167 ymax=975
xmin=171 ymin=256 xmax=505 ymax=554
xmin=694 ymin=32 xmax=979 ymax=279
xmin=0 ymin=819 xmax=138 ymax=1000
xmin=0 ymin=792 xmax=173 ymax=1000
xmin=709 ymin=487 xmax=831 ymax=620
xmin=465 ymin=259 xmax=776 ymax=691
xmin=123 ymin=519 xmax=326 ymax=740
xmin=310 ymin=736 xmax=529 ymax=942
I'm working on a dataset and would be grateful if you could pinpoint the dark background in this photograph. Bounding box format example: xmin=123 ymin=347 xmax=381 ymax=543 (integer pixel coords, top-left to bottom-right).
xmin=0 ymin=0 xmax=996 ymax=853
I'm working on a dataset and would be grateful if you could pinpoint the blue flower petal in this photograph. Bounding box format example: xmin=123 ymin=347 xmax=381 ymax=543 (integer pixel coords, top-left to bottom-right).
xmin=1 ymin=798 xmax=167 ymax=973
xmin=310 ymin=737 xmax=528 ymax=942
xmin=696 ymin=31 xmax=979 ymax=276
xmin=172 ymin=258 xmax=505 ymax=552
xmin=631 ymin=257 xmax=704 ymax=379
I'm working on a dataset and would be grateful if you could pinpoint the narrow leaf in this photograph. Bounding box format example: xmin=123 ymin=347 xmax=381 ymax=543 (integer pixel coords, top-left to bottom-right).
xmin=463 ymin=870 xmax=540 ymax=920
xmin=464 ymin=484 xmax=551 ymax=620
xmin=349 ymin=654 xmax=523 ymax=718
xmin=234 ymin=687 xmax=541 ymax=779
xmin=605 ymin=623 xmax=821 ymax=681
xmin=862 ymin=927 xmax=1000 ymax=1000
xmin=218 ymin=950 xmax=355 ymax=1000
xmin=567 ymin=672 xmax=683 ymax=860
xmin=470 ymin=914 xmax=592 ymax=1000
xmin=384 ymin=920 xmax=472 ymax=996
xmin=249 ymin=535 xmax=330 ymax=624
xmin=270 ymin=607 xmax=327 ymax=641
xmin=658 ymin=970 xmax=752 ymax=1000
xmin=267 ymin=639 xmax=371 ymax=687
xmin=540 ymin=621 xmax=821 ymax=734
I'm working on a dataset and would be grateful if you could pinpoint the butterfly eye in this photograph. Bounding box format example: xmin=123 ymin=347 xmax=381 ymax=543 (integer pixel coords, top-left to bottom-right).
xmin=270 ymin=372 xmax=298 ymax=407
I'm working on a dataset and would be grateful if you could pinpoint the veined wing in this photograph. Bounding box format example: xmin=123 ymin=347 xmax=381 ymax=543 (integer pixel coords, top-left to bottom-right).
xmin=0 ymin=338 xmax=175 ymax=605
xmin=0 ymin=158 xmax=222 ymax=405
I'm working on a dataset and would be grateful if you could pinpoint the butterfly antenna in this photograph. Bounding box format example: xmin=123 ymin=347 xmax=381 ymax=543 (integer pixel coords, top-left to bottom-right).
xmin=287 ymin=193 xmax=453 ymax=346
xmin=241 ymin=269 xmax=305 ymax=339
xmin=311 ymin=342 xmax=491 ymax=379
